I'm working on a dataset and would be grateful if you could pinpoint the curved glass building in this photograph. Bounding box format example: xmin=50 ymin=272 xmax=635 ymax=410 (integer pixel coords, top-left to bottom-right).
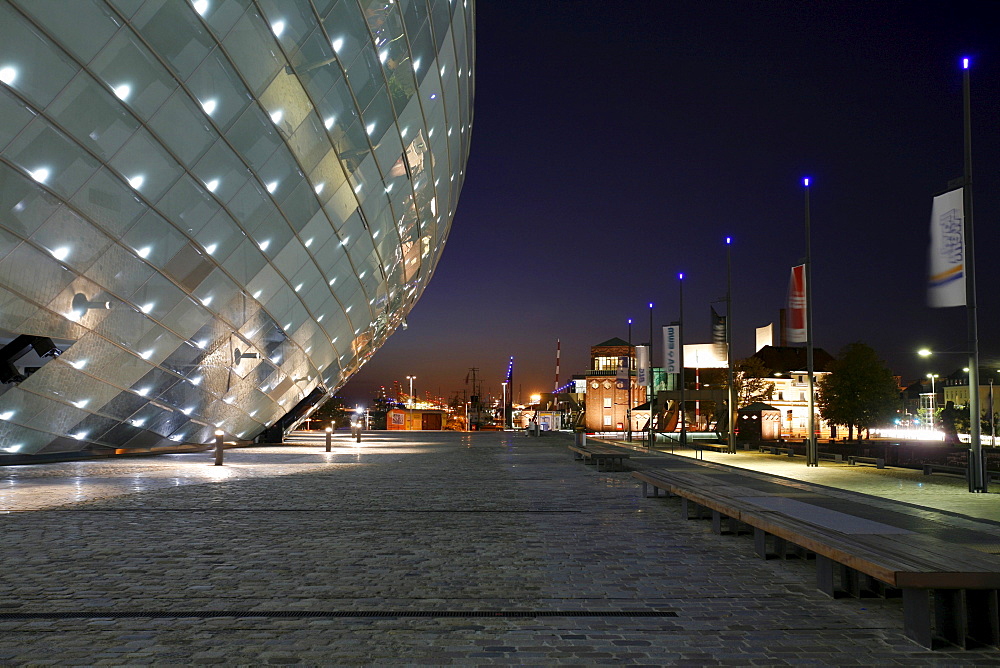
xmin=0 ymin=0 xmax=474 ymax=459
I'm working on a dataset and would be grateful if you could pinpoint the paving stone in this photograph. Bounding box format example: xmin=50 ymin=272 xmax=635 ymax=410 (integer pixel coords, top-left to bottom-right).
xmin=0 ymin=432 xmax=996 ymax=664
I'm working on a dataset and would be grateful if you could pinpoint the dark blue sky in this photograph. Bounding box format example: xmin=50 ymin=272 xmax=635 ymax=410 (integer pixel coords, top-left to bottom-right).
xmin=342 ymin=0 xmax=1000 ymax=405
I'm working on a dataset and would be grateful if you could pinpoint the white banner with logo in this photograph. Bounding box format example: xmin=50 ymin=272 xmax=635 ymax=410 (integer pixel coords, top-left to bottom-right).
xmin=635 ymin=345 xmax=649 ymax=385
xmin=663 ymin=326 xmax=679 ymax=374
xmin=928 ymin=187 xmax=966 ymax=307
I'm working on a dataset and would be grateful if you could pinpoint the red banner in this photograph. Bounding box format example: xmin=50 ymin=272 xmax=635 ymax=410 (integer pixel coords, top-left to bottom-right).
xmin=787 ymin=265 xmax=806 ymax=343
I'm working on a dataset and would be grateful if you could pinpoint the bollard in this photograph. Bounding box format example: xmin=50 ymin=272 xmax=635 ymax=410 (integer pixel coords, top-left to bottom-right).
xmin=353 ymin=423 xmax=362 ymax=443
xmin=214 ymin=429 xmax=224 ymax=466
xmin=325 ymin=426 xmax=332 ymax=452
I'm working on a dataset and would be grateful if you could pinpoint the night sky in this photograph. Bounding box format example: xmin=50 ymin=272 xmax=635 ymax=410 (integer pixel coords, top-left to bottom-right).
xmin=342 ymin=0 xmax=1000 ymax=406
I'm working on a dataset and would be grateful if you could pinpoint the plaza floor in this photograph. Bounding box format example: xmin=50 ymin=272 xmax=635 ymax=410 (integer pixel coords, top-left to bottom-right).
xmin=0 ymin=430 xmax=998 ymax=665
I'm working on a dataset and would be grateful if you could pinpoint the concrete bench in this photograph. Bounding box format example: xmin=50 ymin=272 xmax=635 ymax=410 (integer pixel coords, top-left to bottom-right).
xmin=759 ymin=445 xmax=795 ymax=457
xmin=818 ymin=451 xmax=844 ymax=463
xmin=632 ymin=468 xmax=1000 ymax=650
xmin=922 ymin=463 xmax=1000 ymax=487
xmin=568 ymin=444 xmax=630 ymax=472
xmin=848 ymin=455 xmax=885 ymax=469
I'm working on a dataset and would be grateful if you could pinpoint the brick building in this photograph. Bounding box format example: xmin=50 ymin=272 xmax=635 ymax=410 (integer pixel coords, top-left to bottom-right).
xmin=584 ymin=337 xmax=646 ymax=432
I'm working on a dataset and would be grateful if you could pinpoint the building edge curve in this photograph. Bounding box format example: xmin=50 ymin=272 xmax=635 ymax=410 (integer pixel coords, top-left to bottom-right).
xmin=0 ymin=0 xmax=474 ymax=461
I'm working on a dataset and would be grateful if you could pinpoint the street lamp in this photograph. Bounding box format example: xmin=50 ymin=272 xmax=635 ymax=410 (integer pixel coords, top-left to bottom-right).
xmin=406 ymin=375 xmax=416 ymax=408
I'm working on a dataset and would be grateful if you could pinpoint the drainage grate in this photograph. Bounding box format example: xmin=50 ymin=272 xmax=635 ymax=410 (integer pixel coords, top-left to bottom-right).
xmin=0 ymin=610 xmax=677 ymax=620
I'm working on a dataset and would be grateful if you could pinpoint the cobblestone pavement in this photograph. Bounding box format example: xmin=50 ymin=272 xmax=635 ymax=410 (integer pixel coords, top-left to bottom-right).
xmin=1 ymin=431 xmax=998 ymax=665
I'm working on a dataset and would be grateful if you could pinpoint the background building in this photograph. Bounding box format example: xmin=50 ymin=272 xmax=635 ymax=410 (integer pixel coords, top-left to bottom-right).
xmin=0 ymin=0 xmax=474 ymax=458
xmin=750 ymin=345 xmax=834 ymax=439
xmin=584 ymin=337 xmax=646 ymax=432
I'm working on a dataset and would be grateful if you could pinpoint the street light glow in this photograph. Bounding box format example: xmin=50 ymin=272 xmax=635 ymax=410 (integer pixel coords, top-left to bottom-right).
xmin=963 ymin=57 xmax=970 ymax=69
xmin=918 ymin=348 xmax=932 ymax=357
xmin=803 ymin=177 xmax=810 ymax=187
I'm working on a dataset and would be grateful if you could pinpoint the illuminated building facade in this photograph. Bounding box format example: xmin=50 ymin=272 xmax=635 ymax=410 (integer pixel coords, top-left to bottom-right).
xmin=0 ymin=0 xmax=474 ymax=458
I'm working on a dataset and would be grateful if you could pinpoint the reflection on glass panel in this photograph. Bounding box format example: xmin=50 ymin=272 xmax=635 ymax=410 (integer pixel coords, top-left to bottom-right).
xmin=18 ymin=0 xmax=121 ymax=63
xmin=30 ymin=208 xmax=111 ymax=274
xmin=276 ymin=181 xmax=320 ymax=230
xmin=346 ymin=49 xmax=385 ymax=114
xmin=71 ymin=167 xmax=147 ymax=237
xmin=109 ymin=128 xmax=185 ymax=202
xmin=5 ymin=119 xmax=103 ymax=200
xmin=186 ymin=47 xmax=252 ymax=131
xmin=197 ymin=0 xmax=249 ymax=37
xmin=257 ymin=146 xmax=300 ymax=203
xmin=148 ymin=89 xmax=216 ymax=167
xmin=0 ymin=243 xmax=75 ymax=304
xmin=157 ymin=175 xmax=222 ymax=238
xmin=222 ymin=8 xmax=283 ymax=96
xmin=0 ymin=163 xmax=63 ymax=239
xmin=121 ymin=210 xmax=187 ymax=270
xmin=0 ymin=87 xmax=34 ymax=153
xmin=191 ymin=138 xmax=251 ymax=203
xmin=321 ymin=0 xmax=367 ymax=67
xmin=257 ymin=0 xmax=316 ymax=56
xmin=227 ymin=106 xmax=282 ymax=171
xmin=226 ymin=180 xmax=276 ymax=232
xmin=47 ymin=73 xmax=139 ymax=161
xmin=0 ymin=3 xmax=79 ymax=107
xmin=193 ymin=209 xmax=244 ymax=264
xmin=133 ymin=0 xmax=214 ymax=79
xmin=90 ymin=29 xmax=176 ymax=119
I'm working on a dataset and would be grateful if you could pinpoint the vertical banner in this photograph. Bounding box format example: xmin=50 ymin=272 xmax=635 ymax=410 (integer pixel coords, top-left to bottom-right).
xmin=615 ymin=355 xmax=629 ymax=390
xmin=635 ymin=345 xmax=649 ymax=386
xmin=711 ymin=307 xmax=727 ymax=361
xmin=663 ymin=326 xmax=679 ymax=374
xmin=755 ymin=323 xmax=774 ymax=352
xmin=786 ymin=264 xmax=807 ymax=343
xmin=928 ymin=187 xmax=966 ymax=307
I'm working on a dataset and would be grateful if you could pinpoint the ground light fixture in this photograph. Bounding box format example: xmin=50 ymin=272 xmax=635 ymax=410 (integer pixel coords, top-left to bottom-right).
xmin=214 ymin=429 xmax=225 ymax=466
xmin=325 ymin=426 xmax=332 ymax=452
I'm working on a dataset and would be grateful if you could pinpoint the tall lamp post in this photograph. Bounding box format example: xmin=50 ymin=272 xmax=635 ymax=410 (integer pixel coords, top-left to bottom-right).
xmin=406 ymin=375 xmax=416 ymax=408
xmin=961 ymin=57 xmax=985 ymax=492
xmin=726 ymin=237 xmax=736 ymax=453
xmin=648 ymin=302 xmax=654 ymax=448
xmin=803 ymin=177 xmax=818 ymax=467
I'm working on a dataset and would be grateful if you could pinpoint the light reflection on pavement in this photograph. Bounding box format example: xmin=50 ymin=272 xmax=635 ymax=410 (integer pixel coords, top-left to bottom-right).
xmin=0 ymin=432 xmax=419 ymax=511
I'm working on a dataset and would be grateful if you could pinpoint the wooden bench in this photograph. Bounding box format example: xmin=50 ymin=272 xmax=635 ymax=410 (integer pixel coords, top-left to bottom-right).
xmin=848 ymin=455 xmax=885 ymax=469
xmin=696 ymin=442 xmax=730 ymax=452
xmin=632 ymin=468 xmax=1000 ymax=649
xmin=568 ymin=444 xmax=630 ymax=472
xmin=759 ymin=445 xmax=796 ymax=457
xmin=818 ymin=451 xmax=844 ymax=463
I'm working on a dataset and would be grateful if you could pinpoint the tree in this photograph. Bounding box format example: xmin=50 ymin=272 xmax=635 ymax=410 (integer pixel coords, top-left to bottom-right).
xmin=734 ymin=356 xmax=775 ymax=407
xmin=700 ymin=357 xmax=774 ymax=415
xmin=817 ymin=342 xmax=900 ymax=440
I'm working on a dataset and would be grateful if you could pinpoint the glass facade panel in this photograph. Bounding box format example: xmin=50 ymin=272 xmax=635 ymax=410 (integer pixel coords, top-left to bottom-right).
xmin=0 ymin=0 xmax=474 ymax=459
